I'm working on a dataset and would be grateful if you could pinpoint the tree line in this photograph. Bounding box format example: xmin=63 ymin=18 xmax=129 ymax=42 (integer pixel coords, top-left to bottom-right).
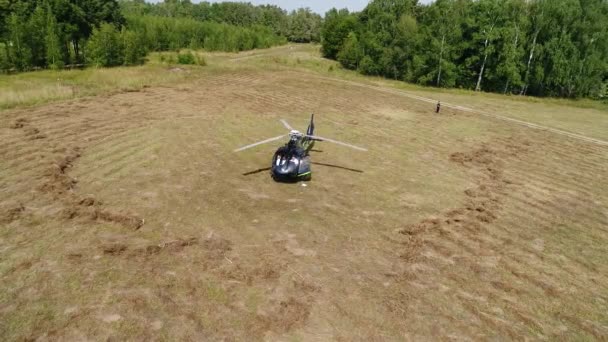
xmin=322 ymin=0 xmax=608 ymax=99
xmin=2 ymin=0 xmax=606 ymax=99
xmin=0 ymin=0 xmax=124 ymax=70
xmin=0 ymin=0 xmax=290 ymax=71
xmin=120 ymin=0 xmax=323 ymax=43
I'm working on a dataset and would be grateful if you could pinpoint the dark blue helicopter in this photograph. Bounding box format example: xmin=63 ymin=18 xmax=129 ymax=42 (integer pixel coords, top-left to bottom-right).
xmin=234 ymin=114 xmax=366 ymax=182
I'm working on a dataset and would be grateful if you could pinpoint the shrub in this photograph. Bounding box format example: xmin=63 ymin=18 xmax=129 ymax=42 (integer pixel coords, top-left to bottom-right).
xmin=358 ymin=55 xmax=378 ymax=76
xmin=196 ymin=55 xmax=207 ymax=66
xmin=121 ymin=29 xmax=147 ymax=66
xmin=177 ymin=51 xmax=196 ymax=65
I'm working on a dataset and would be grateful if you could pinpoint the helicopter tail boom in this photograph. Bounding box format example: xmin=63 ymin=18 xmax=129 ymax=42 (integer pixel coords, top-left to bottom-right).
xmin=307 ymin=113 xmax=315 ymax=136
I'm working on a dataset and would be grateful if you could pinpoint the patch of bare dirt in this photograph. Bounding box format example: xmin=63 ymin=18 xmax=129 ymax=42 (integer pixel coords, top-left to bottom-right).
xmin=102 ymin=243 xmax=128 ymax=256
xmin=38 ymin=147 xmax=144 ymax=229
xmin=39 ymin=148 xmax=82 ymax=195
xmin=5 ymin=258 xmax=39 ymax=276
xmin=24 ymin=127 xmax=47 ymax=140
xmin=98 ymin=235 xmax=232 ymax=260
xmin=6 ymin=115 xmax=144 ymax=229
xmin=89 ymin=233 xmax=315 ymax=337
xmin=0 ymin=202 xmax=25 ymax=224
xmin=9 ymin=118 xmax=28 ymax=129
xmin=395 ymin=139 xmax=525 ymax=262
xmin=273 ymin=232 xmax=317 ymax=257
xmin=252 ymin=276 xmax=319 ymax=337
xmin=220 ymin=259 xmax=286 ymax=286
xmin=9 ymin=117 xmax=46 ymax=139
xmin=256 ymin=297 xmax=311 ymax=334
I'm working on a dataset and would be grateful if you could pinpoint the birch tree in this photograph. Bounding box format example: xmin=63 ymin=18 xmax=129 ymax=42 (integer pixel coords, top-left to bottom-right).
xmin=473 ymin=0 xmax=502 ymax=91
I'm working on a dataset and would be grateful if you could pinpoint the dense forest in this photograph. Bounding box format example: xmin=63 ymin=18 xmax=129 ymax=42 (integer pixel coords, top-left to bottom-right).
xmin=0 ymin=0 xmax=320 ymax=70
xmin=322 ymin=0 xmax=608 ymax=98
xmin=1 ymin=0 xmax=606 ymax=99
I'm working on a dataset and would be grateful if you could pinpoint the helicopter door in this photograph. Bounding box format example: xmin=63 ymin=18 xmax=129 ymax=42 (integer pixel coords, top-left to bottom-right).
xmin=298 ymin=156 xmax=311 ymax=175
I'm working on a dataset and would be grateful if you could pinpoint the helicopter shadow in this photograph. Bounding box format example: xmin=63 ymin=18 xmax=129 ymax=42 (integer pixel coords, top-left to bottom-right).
xmin=312 ymin=162 xmax=364 ymax=173
xmin=242 ymin=167 xmax=271 ymax=176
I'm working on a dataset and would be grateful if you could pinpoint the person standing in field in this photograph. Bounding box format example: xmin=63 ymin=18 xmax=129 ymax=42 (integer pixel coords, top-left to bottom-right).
xmin=436 ymin=101 xmax=441 ymax=113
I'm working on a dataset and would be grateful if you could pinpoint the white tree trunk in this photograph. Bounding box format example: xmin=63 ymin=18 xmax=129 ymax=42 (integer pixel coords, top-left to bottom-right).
xmin=475 ymin=23 xmax=495 ymax=92
xmin=504 ymin=26 xmax=520 ymax=94
xmin=436 ymin=34 xmax=445 ymax=87
xmin=475 ymin=37 xmax=489 ymax=91
xmin=521 ymin=30 xmax=538 ymax=95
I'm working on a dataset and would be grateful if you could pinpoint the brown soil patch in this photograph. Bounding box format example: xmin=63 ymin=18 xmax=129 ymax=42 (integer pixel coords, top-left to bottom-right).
xmin=9 ymin=117 xmax=46 ymax=139
xmin=24 ymin=127 xmax=47 ymax=140
xmin=9 ymin=118 xmax=28 ymax=129
xmin=38 ymin=147 xmax=144 ymax=229
xmin=102 ymin=243 xmax=128 ymax=255
xmin=39 ymin=148 xmax=82 ymax=195
xmin=0 ymin=202 xmax=25 ymax=224
xmin=396 ymin=140 xmax=525 ymax=262
xmin=255 ymin=297 xmax=311 ymax=334
xmin=99 ymin=235 xmax=232 ymax=259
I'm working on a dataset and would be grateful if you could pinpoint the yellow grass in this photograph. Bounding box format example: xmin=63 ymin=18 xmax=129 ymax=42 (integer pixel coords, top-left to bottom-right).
xmin=0 ymin=55 xmax=213 ymax=110
xmin=1 ymin=44 xmax=607 ymax=340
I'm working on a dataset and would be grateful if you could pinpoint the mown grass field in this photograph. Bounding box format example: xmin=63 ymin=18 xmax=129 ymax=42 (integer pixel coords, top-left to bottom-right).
xmin=1 ymin=44 xmax=607 ymax=340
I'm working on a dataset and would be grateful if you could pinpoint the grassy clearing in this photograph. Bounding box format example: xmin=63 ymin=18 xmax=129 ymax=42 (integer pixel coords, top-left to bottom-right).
xmin=258 ymin=44 xmax=608 ymax=111
xmin=0 ymin=51 xmax=213 ymax=111
xmin=1 ymin=44 xmax=607 ymax=340
xmin=239 ymin=44 xmax=608 ymax=140
xmin=3 ymin=43 xmax=605 ymax=114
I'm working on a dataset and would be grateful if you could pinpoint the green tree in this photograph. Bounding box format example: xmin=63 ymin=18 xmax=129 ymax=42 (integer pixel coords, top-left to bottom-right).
xmin=121 ymin=28 xmax=147 ymax=65
xmin=28 ymin=5 xmax=48 ymax=68
xmin=46 ymin=10 xmax=64 ymax=69
xmin=420 ymin=0 xmax=468 ymax=87
xmin=0 ymin=43 xmax=9 ymax=72
xmin=6 ymin=13 xmax=33 ymax=71
xmin=337 ymin=32 xmax=362 ymax=69
xmin=287 ymin=8 xmax=322 ymax=43
xmin=321 ymin=9 xmax=357 ymax=59
xmin=519 ymin=0 xmax=548 ymax=95
xmin=86 ymin=23 xmax=123 ymax=67
xmin=470 ymin=0 xmax=503 ymax=91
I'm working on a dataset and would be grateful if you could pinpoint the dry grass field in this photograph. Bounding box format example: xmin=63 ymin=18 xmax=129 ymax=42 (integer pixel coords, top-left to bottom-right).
xmin=1 ymin=44 xmax=607 ymax=340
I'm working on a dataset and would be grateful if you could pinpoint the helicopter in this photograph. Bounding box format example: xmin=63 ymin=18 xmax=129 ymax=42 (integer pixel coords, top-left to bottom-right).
xmin=234 ymin=114 xmax=367 ymax=182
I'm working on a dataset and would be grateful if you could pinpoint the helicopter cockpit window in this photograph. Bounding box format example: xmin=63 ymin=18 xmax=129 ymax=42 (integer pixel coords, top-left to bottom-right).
xmin=275 ymin=154 xmax=290 ymax=166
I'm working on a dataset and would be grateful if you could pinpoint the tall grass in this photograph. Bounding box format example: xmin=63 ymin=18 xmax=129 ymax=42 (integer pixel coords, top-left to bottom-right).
xmin=0 ymin=56 xmax=211 ymax=110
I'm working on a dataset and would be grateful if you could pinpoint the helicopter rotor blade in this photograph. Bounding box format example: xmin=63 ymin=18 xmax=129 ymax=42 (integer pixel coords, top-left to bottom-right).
xmin=280 ymin=119 xmax=294 ymax=131
xmin=234 ymin=135 xmax=287 ymax=152
xmin=306 ymin=135 xmax=367 ymax=152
